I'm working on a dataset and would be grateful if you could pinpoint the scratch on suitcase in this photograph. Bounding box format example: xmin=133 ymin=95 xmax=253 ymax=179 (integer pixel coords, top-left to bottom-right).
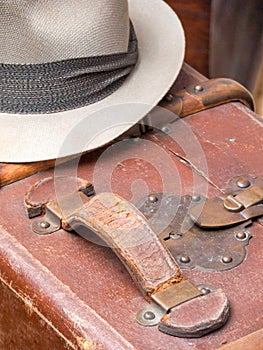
xmin=0 ymin=275 xmax=77 ymax=349
xmin=23 ymin=294 xmax=34 ymax=316
xmin=77 ymin=337 xmax=95 ymax=350
xmin=149 ymin=133 xmax=222 ymax=192
xmin=156 ymin=140 xmax=222 ymax=192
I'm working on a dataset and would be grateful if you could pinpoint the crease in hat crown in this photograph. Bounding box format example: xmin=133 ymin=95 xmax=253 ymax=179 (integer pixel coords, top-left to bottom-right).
xmin=1 ymin=0 xmax=130 ymax=64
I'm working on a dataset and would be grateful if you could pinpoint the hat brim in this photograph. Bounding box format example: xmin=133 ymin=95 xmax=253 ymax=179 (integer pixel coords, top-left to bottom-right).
xmin=0 ymin=0 xmax=185 ymax=163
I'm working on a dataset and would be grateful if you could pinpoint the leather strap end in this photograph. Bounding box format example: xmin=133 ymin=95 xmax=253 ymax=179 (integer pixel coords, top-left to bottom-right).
xmin=158 ymin=289 xmax=230 ymax=338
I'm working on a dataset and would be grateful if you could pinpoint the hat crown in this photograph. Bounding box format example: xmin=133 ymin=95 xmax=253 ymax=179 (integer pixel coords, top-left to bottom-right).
xmin=0 ymin=0 xmax=130 ymax=64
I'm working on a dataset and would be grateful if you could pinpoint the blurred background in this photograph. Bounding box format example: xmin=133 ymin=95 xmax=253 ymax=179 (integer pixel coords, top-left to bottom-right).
xmin=166 ymin=0 xmax=263 ymax=115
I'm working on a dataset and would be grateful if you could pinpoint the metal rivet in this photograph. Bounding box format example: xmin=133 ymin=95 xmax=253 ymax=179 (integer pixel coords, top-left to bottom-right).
xmin=150 ymin=208 xmax=155 ymax=214
xmin=164 ymin=93 xmax=174 ymax=103
xmin=222 ymin=256 xmax=233 ymax=264
xmin=40 ymin=221 xmax=50 ymax=229
xmin=228 ymin=138 xmax=236 ymax=143
xmin=180 ymin=255 xmax=191 ymax=264
xmin=161 ymin=126 xmax=171 ymax=134
xmin=192 ymin=195 xmax=201 ymax=202
xmin=143 ymin=311 xmax=156 ymax=320
xmin=170 ymin=232 xmax=182 ymax=240
xmin=236 ymin=177 xmax=251 ymax=188
xmin=236 ymin=231 xmax=247 ymax=240
xmin=149 ymin=195 xmax=158 ymax=203
xmin=194 ymin=85 xmax=204 ymax=93
xmin=200 ymin=287 xmax=211 ymax=295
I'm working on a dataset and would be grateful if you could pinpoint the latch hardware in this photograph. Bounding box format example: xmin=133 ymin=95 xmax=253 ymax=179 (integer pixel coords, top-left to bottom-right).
xmin=190 ymin=176 xmax=263 ymax=228
xmin=136 ymin=176 xmax=263 ymax=272
xmin=29 ymin=175 xmax=262 ymax=273
xmin=224 ymin=185 xmax=263 ymax=212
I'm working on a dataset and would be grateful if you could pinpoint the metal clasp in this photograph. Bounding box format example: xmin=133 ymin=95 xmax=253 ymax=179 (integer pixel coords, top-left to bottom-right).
xmin=224 ymin=185 xmax=263 ymax=212
xmin=189 ymin=176 xmax=263 ymax=229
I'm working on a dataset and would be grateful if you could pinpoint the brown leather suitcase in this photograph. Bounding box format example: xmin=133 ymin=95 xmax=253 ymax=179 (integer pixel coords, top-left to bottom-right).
xmin=0 ymin=64 xmax=262 ymax=349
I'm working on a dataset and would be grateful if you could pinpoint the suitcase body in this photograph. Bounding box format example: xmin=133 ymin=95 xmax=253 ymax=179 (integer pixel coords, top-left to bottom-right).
xmin=0 ymin=65 xmax=262 ymax=349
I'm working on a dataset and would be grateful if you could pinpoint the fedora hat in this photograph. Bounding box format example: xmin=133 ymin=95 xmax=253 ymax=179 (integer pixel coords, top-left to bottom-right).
xmin=0 ymin=0 xmax=185 ymax=162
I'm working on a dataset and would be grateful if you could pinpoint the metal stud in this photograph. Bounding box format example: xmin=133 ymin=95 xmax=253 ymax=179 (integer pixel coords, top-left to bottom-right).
xmin=164 ymin=93 xmax=174 ymax=103
xmin=180 ymin=255 xmax=191 ymax=264
xmin=170 ymin=232 xmax=182 ymax=240
xmin=149 ymin=195 xmax=158 ymax=203
xmin=32 ymin=217 xmax=60 ymax=235
xmin=194 ymin=85 xmax=204 ymax=93
xmin=236 ymin=231 xmax=247 ymax=240
xmin=236 ymin=177 xmax=251 ymax=188
xmin=40 ymin=221 xmax=51 ymax=229
xmin=136 ymin=304 xmax=166 ymax=327
xmin=192 ymin=195 xmax=201 ymax=202
xmin=222 ymin=256 xmax=233 ymax=264
xmin=161 ymin=125 xmax=171 ymax=134
xmin=143 ymin=311 xmax=156 ymax=320
xmin=200 ymin=287 xmax=211 ymax=295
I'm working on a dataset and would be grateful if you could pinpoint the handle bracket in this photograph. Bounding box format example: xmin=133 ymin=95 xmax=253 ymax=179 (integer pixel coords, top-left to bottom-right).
xmin=160 ymin=78 xmax=255 ymax=118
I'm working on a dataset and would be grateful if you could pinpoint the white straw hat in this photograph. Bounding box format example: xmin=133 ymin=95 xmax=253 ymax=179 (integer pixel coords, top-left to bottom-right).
xmin=0 ymin=0 xmax=185 ymax=162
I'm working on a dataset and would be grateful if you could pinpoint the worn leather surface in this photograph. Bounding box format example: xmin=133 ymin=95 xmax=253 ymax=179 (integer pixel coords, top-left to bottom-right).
xmin=159 ymin=290 xmax=230 ymax=338
xmin=66 ymin=193 xmax=182 ymax=297
xmin=0 ymin=280 xmax=70 ymax=350
xmin=160 ymin=78 xmax=254 ymax=117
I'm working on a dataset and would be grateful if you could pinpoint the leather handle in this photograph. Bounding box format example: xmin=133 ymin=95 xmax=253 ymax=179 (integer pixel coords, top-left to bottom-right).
xmin=64 ymin=193 xmax=182 ymax=297
xmin=33 ymin=191 xmax=230 ymax=337
xmin=159 ymin=78 xmax=255 ymax=118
